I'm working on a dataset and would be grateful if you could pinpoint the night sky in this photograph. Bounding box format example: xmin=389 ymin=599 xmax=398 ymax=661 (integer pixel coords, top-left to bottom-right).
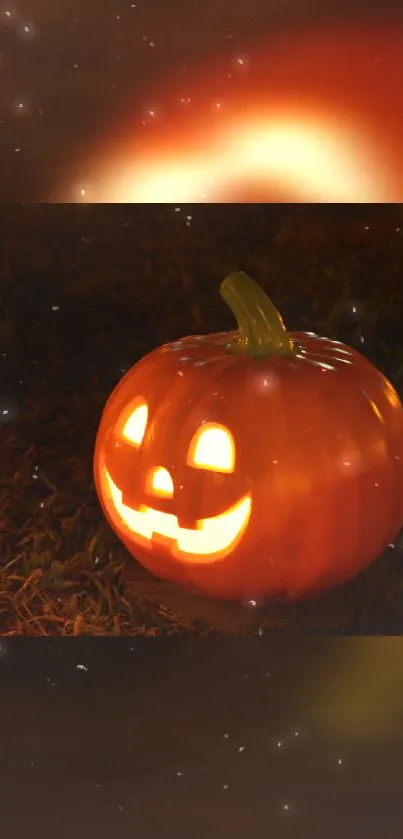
xmin=1 ymin=0 xmax=403 ymax=202
xmin=2 ymin=638 xmax=403 ymax=838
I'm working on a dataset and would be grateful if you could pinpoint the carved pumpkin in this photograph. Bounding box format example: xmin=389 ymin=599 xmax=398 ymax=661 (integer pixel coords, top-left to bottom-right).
xmin=93 ymin=272 xmax=403 ymax=602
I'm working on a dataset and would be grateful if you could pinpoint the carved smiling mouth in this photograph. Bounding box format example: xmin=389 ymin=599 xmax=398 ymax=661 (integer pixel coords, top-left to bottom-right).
xmin=103 ymin=469 xmax=252 ymax=563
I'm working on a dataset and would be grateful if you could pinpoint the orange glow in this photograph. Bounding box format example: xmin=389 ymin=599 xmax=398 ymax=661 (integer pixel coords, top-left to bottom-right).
xmin=65 ymin=25 xmax=403 ymax=203
xmin=104 ymin=469 xmax=252 ymax=561
xmin=82 ymin=115 xmax=390 ymax=203
xmin=146 ymin=466 xmax=174 ymax=498
xmin=120 ymin=401 xmax=148 ymax=446
xmin=188 ymin=423 xmax=236 ymax=473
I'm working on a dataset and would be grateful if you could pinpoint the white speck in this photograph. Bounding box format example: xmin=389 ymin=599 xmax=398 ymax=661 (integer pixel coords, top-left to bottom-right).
xmin=223 ymin=733 xmax=230 ymax=739
xmin=222 ymin=784 xmax=229 ymax=790
xmin=76 ymin=664 xmax=88 ymax=672
xmin=176 ymin=770 xmax=183 ymax=776
xmin=238 ymin=745 xmax=245 ymax=752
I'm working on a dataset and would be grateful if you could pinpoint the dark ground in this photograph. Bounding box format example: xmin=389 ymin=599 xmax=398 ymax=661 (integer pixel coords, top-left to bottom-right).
xmin=2 ymin=637 xmax=403 ymax=839
xmin=1 ymin=203 xmax=403 ymax=635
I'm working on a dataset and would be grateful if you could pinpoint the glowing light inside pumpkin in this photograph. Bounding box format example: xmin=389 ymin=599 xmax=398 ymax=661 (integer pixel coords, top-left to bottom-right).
xmin=103 ymin=469 xmax=252 ymax=561
xmin=121 ymin=401 xmax=148 ymax=445
xmin=147 ymin=466 xmax=174 ymax=498
xmin=188 ymin=423 xmax=235 ymax=473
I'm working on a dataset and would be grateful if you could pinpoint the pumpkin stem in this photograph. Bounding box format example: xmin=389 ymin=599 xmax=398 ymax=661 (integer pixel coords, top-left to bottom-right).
xmin=220 ymin=272 xmax=296 ymax=359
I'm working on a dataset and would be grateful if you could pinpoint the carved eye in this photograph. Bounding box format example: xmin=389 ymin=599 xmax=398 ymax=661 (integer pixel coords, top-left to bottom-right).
xmin=118 ymin=400 xmax=148 ymax=446
xmin=187 ymin=423 xmax=235 ymax=473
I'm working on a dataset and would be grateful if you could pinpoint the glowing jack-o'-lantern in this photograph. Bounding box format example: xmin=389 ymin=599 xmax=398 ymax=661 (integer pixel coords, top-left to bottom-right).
xmin=94 ymin=272 xmax=403 ymax=603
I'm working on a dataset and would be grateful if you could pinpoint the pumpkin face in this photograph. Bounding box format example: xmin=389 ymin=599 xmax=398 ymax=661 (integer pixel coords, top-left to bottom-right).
xmin=94 ymin=272 xmax=403 ymax=602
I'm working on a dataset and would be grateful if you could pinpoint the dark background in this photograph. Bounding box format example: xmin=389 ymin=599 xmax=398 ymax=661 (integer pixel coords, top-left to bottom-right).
xmin=1 ymin=0 xmax=403 ymax=201
xmin=2 ymin=202 xmax=403 ymax=396
xmin=1 ymin=637 xmax=403 ymax=838
xmin=1 ymin=202 xmax=403 ymax=636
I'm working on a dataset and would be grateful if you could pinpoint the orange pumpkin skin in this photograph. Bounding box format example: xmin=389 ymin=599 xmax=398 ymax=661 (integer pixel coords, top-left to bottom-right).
xmin=93 ymin=273 xmax=403 ymax=602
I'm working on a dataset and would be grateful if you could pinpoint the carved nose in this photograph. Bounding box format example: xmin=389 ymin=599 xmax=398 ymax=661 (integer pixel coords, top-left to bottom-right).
xmin=146 ymin=467 xmax=174 ymax=498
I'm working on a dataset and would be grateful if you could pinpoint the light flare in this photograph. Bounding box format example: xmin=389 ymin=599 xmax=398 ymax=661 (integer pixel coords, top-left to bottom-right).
xmin=84 ymin=115 xmax=390 ymax=203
